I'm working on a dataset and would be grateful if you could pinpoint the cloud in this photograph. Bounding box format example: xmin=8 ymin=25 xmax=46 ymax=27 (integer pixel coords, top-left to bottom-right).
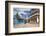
xmin=13 ymin=8 xmax=31 ymax=15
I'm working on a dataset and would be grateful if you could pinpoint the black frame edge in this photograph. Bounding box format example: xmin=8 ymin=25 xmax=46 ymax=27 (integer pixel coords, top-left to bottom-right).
xmin=43 ymin=3 xmax=45 ymax=33
xmin=5 ymin=1 xmax=44 ymax=4
xmin=5 ymin=1 xmax=8 ymax=35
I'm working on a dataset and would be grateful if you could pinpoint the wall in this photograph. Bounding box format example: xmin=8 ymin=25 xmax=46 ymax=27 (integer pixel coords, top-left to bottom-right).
xmin=0 ymin=0 xmax=46 ymax=36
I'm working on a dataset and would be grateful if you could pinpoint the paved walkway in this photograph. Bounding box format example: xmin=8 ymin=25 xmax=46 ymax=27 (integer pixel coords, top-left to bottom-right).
xmin=14 ymin=23 xmax=39 ymax=28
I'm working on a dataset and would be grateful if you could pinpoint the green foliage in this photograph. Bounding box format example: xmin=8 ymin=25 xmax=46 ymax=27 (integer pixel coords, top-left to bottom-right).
xmin=16 ymin=12 xmax=19 ymax=16
xmin=16 ymin=12 xmax=19 ymax=19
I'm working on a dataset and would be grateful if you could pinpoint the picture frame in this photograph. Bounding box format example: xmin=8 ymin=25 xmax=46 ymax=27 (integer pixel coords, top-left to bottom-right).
xmin=5 ymin=1 xmax=45 ymax=35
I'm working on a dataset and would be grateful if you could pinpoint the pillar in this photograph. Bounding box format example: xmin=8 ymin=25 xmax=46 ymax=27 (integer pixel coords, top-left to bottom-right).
xmin=37 ymin=16 xmax=38 ymax=24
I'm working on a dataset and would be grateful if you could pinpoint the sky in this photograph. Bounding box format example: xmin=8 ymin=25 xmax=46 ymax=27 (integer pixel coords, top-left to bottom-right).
xmin=13 ymin=8 xmax=39 ymax=19
xmin=13 ymin=8 xmax=32 ymax=18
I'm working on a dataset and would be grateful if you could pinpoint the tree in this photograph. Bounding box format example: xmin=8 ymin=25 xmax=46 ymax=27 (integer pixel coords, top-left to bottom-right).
xmin=16 ymin=12 xmax=19 ymax=19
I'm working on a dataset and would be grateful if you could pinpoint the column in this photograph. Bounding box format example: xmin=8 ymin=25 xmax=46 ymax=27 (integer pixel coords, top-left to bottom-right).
xmin=37 ymin=16 xmax=38 ymax=24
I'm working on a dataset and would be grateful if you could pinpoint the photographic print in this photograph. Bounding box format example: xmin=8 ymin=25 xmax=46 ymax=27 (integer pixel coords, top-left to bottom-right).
xmin=5 ymin=1 xmax=45 ymax=35
xmin=13 ymin=8 xmax=40 ymax=28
